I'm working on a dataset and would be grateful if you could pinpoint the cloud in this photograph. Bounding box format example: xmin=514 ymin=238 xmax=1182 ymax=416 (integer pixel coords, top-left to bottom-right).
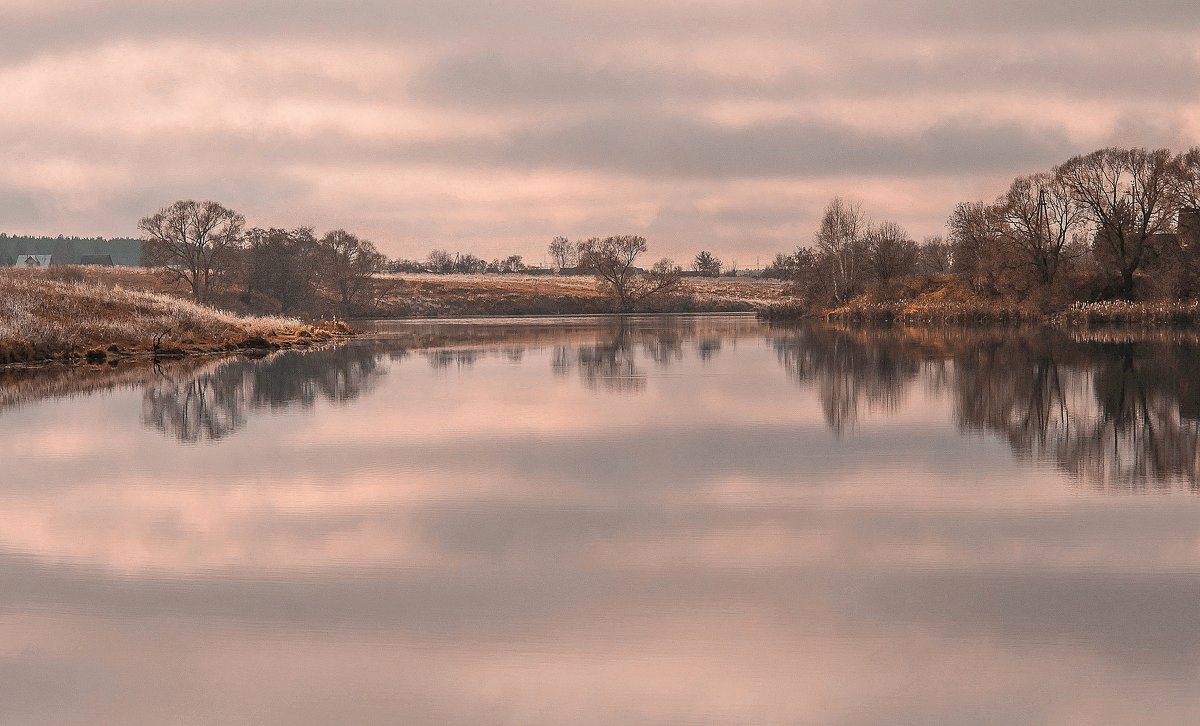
xmin=485 ymin=115 xmax=1080 ymax=178
xmin=417 ymin=44 xmax=1200 ymax=110
xmin=1 ymin=0 xmax=1197 ymax=260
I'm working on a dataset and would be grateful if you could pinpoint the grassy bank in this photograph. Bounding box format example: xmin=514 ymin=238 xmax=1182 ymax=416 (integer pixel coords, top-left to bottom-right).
xmin=759 ymin=279 xmax=1200 ymax=327
xmin=0 ymin=268 xmax=346 ymax=365
xmin=762 ymin=299 xmax=1200 ymax=327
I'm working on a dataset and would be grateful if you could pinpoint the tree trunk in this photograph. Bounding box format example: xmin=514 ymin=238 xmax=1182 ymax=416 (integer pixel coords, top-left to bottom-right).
xmin=1120 ymin=267 xmax=1136 ymax=299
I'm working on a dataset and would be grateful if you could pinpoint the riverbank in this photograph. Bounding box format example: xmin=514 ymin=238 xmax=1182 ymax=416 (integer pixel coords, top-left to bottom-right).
xmin=759 ymin=289 xmax=1200 ymax=327
xmin=4 ymin=266 xmax=793 ymax=318
xmin=0 ymin=268 xmax=347 ymax=366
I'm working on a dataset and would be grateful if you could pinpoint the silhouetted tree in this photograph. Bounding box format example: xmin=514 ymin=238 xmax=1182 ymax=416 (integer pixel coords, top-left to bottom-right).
xmin=1056 ymin=147 xmax=1181 ymax=297
xmin=863 ymin=220 xmax=918 ymax=290
xmin=502 ymin=254 xmax=525 ymax=273
xmin=997 ymin=172 xmax=1086 ymax=287
xmin=548 ymin=236 xmax=576 ymax=271
xmin=948 ymin=200 xmax=1013 ymax=296
xmin=1173 ymin=147 xmax=1200 ymax=212
xmin=693 ymin=250 xmax=722 ymax=277
xmin=576 ymin=235 xmax=683 ymax=311
xmin=918 ymin=235 xmax=952 ymax=275
xmin=427 ymin=249 xmax=454 ymax=273
xmin=814 ymin=196 xmax=868 ymax=304
xmin=139 ymin=200 xmax=245 ymax=303
xmin=320 ymin=230 xmax=385 ymax=314
xmin=243 ymin=226 xmax=323 ymax=314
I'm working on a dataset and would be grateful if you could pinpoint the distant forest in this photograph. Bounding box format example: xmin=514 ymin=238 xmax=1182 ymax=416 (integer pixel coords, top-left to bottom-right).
xmin=0 ymin=235 xmax=143 ymax=266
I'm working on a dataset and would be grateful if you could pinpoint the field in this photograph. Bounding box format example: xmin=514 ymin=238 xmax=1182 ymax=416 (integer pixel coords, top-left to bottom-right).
xmin=3 ymin=266 xmax=794 ymax=318
xmin=0 ymin=267 xmax=343 ymax=365
xmin=370 ymin=273 xmax=793 ymax=317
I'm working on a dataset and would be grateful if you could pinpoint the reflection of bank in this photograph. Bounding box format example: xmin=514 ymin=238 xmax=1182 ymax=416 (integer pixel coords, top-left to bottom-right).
xmin=953 ymin=337 xmax=1200 ymax=489
xmin=772 ymin=324 xmax=1200 ymax=489
xmin=419 ymin=317 xmax=730 ymax=394
xmin=141 ymin=345 xmax=388 ymax=443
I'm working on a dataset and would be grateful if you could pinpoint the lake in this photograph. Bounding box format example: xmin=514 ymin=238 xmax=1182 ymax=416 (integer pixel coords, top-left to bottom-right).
xmin=1 ymin=314 xmax=1198 ymax=725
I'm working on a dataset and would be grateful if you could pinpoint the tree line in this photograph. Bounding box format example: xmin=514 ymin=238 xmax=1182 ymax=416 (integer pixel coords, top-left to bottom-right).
xmin=548 ymin=236 xmax=731 ymax=277
xmin=138 ymin=200 xmax=690 ymax=315
xmin=0 ymin=235 xmax=142 ymax=266
xmin=139 ymin=200 xmax=386 ymax=315
xmin=138 ymin=147 xmax=1200 ymax=319
xmin=766 ymin=146 xmax=1200 ymax=308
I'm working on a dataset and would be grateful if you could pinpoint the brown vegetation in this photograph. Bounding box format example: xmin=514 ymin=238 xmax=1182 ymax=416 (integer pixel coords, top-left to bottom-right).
xmin=763 ymin=145 xmax=1200 ymax=325
xmin=0 ymin=267 xmax=346 ymax=366
xmin=368 ymin=272 xmax=791 ymax=317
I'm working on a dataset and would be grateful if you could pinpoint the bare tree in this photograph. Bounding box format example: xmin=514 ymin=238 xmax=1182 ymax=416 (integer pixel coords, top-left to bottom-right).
xmin=320 ymin=230 xmax=385 ymax=314
xmin=1163 ymin=148 xmax=1200 ymax=298
xmin=1056 ymin=147 xmax=1181 ymax=296
xmin=814 ymin=196 xmax=868 ymax=303
xmin=1175 ymin=147 xmax=1200 ymax=211
xmin=548 ymin=236 xmax=576 ymax=272
xmin=426 ymin=249 xmax=454 ymax=273
xmin=948 ymin=200 xmax=1012 ymax=295
xmin=139 ymin=200 xmax=245 ymax=303
xmin=863 ymin=220 xmax=918 ymax=289
xmin=918 ymin=235 xmax=952 ymax=275
xmin=997 ymin=172 xmax=1087 ymax=286
xmin=244 ymin=226 xmax=323 ymax=314
xmin=577 ymin=235 xmax=683 ymax=311
xmin=453 ymin=253 xmax=487 ymax=274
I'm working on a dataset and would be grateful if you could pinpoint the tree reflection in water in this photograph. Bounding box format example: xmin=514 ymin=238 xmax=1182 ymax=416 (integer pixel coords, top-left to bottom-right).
xmin=424 ymin=349 xmax=480 ymax=369
xmin=142 ymin=345 xmax=388 ymax=443
xmin=773 ymin=326 xmax=924 ymax=435
xmin=696 ymin=337 xmax=722 ymax=361
xmin=573 ymin=320 xmax=643 ymax=392
xmin=564 ymin=319 xmax=703 ymax=392
xmin=953 ymin=335 xmax=1200 ymax=489
xmin=774 ymin=324 xmax=1200 ymax=489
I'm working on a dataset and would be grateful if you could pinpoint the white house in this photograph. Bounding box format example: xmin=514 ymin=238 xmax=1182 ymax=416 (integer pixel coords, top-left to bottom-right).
xmin=15 ymin=255 xmax=52 ymax=268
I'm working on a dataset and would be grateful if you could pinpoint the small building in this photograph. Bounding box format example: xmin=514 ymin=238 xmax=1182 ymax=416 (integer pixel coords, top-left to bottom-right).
xmin=15 ymin=254 xmax=52 ymax=268
xmin=80 ymin=255 xmax=115 ymax=266
xmin=1180 ymin=208 xmax=1200 ymax=249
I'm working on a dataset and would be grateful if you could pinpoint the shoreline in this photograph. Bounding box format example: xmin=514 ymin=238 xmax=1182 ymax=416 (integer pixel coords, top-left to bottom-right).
xmin=8 ymin=263 xmax=1200 ymax=371
xmin=758 ymin=299 xmax=1200 ymax=328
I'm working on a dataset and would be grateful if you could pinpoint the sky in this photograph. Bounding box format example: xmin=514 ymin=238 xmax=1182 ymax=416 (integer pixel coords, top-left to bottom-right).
xmin=3 ymin=0 xmax=1199 ymax=265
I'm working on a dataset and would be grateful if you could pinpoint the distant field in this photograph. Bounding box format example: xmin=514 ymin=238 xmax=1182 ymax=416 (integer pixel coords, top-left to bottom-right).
xmin=371 ymin=273 xmax=793 ymax=317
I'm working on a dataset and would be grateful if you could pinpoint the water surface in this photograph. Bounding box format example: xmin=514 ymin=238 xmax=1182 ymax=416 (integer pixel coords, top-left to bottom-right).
xmin=1 ymin=315 xmax=1198 ymax=724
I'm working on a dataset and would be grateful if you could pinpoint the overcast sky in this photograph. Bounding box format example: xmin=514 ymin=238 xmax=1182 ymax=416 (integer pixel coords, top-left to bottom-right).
xmin=3 ymin=0 xmax=1198 ymax=264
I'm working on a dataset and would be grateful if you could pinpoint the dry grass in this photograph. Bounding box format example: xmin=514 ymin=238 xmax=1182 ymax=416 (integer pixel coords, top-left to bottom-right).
xmin=0 ymin=267 xmax=342 ymax=365
xmin=1052 ymin=300 xmax=1200 ymax=326
xmin=371 ymin=273 xmax=792 ymax=317
xmin=822 ymin=299 xmax=1038 ymax=325
xmin=761 ymin=276 xmax=1200 ymax=328
xmin=15 ymin=266 xmax=795 ymax=317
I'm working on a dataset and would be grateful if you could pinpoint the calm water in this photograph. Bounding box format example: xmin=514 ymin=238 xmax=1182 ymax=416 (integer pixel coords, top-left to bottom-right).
xmin=1 ymin=314 xmax=1198 ymax=725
